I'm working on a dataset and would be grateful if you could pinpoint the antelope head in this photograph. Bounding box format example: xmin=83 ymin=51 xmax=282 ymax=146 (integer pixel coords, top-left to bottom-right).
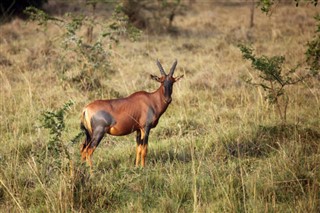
xmin=151 ymin=59 xmax=184 ymax=103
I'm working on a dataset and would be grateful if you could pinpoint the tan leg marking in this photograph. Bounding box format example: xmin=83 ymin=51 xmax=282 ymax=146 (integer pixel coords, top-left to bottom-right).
xmin=81 ymin=150 xmax=87 ymax=161
xmin=85 ymin=146 xmax=96 ymax=169
xmin=136 ymin=144 xmax=142 ymax=166
xmin=140 ymin=129 xmax=145 ymax=141
xmin=80 ymin=143 xmax=88 ymax=161
xmin=141 ymin=144 xmax=148 ymax=167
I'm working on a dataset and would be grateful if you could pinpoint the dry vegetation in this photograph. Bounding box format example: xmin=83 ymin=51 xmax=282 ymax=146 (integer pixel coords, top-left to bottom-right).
xmin=0 ymin=1 xmax=319 ymax=212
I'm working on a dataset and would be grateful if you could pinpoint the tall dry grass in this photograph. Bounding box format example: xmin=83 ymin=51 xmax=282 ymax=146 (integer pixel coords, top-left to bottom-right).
xmin=0 ymin=2 xmax=319 ymax=212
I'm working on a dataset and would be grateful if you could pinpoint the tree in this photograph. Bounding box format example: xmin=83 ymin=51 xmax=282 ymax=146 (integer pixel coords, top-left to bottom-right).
xmin=0 ymin=0 xmax=47 ymax=20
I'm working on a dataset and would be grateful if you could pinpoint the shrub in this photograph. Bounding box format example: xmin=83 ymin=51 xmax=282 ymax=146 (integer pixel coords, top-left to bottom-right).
xmin=24 ymin=4 xmax=141 ymax=91
xmin=40 ymin=100 xmax=74 ymax=167
xmin=238 ymin=45 xmax=310 ymax=123
xmin=121 ymin=0 xmax=183 ymax=33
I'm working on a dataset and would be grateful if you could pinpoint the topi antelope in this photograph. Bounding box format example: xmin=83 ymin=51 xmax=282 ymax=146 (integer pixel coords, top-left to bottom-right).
xmin=80 ymin=59 xmax=183 ymax=168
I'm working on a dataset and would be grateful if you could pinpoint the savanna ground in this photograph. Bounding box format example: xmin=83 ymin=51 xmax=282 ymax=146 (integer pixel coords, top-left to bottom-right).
xmin=0 ymin=1 xmax=319 ymax=212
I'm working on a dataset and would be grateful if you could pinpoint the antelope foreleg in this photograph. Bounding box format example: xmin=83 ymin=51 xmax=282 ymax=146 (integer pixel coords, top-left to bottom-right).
xmin=135 ymin=144 xmax=142 ymax=166
xmin=141 ymin=144 xmax=148 ymax=167
xmin=135 ymin=128 xmax=149 ymax=167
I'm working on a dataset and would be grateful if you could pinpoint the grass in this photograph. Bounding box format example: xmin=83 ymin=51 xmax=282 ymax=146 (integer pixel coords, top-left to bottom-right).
xmin=0 ymin=1 xmax=320 ymax=212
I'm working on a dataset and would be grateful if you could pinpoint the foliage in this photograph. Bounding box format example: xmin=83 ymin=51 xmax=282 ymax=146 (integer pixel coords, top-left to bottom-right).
xmin=259 ymin=0 xmax=318 ymax=14
xmin=259 ymin=0 xmax=275 ymax=14
xmin=61 ymin=14 xmax=110 ymax=90
xmin=254 ymin=1 xmax=319 ymax=123
xmin=24 ymin=6 xmax=63 ymax=27
xmin=40 ymin=100 xmax=74 ymax=163
xmin=306 ymin=14 xmax=320 ymax=75
xmin=238 ymin=45 xmax=310 ymax=123
xmin=107 ymin=3 xmax=142 ymax=42
xmin=120 ymin=0 xmax=183 ymax=33
xmin=24 ymin=4 xmax=140 ymax=91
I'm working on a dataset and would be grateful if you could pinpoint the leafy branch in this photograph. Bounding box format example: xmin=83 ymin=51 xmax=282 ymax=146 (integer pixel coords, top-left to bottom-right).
xmin=24 ymin=6 xmax=63 ymax=27
xmin=239 ymin=45 xmax=311 ymax=123
xmin=41 ymin=100 xmax=74 ymax=161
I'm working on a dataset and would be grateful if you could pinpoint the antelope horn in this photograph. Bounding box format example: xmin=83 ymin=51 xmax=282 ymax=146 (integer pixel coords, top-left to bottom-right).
xmin=156 ymin=59 xmax=166 ymax=76
xmin=169 ymin=59 xmax=178 ymax=77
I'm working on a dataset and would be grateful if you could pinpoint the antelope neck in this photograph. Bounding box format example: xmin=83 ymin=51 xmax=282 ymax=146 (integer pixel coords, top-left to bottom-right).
xmin=155 ymin=84 xmax=171 ymax=106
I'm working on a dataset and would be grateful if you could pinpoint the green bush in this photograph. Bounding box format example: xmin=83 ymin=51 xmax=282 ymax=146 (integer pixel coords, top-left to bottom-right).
xmin=238 ymin=44 xmax=310 ymax=123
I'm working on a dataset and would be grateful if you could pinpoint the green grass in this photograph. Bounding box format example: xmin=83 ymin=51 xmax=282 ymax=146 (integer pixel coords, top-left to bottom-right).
xmin=0 ymin=2 xmax=320 ymax=212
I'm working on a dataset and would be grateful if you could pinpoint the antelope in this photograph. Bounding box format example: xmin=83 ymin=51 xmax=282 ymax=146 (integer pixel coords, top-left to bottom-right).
xmin=80 ymin=59 xmax=183 ymax=168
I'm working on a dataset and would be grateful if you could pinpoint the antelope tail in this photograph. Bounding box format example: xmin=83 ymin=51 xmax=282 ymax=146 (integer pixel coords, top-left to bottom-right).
xmin=81 ymin=108 xmax=93 ymax=135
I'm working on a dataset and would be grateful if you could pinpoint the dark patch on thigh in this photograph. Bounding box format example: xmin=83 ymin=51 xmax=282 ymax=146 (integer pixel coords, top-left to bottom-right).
xmin=146 ymin=107 xmax=155 ymax=127
xmin=91 ymin=110 xmax=116 ymax=130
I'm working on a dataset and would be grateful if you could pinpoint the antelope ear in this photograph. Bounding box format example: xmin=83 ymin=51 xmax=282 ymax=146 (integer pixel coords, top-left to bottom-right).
xmin=174 ymin=75 xmax=184 ymax=82
xmin=150 ymin=74 xmax=161 ymax=82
